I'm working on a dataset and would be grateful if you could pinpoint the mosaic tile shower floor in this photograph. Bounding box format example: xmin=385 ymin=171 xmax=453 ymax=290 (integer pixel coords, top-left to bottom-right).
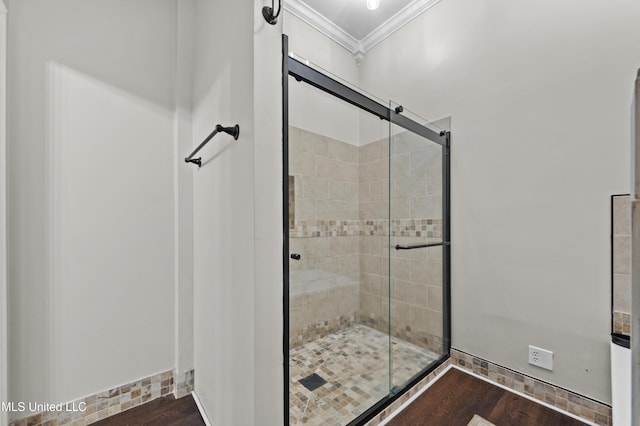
xmin=290 ymin=325 xmax=439 ymax=426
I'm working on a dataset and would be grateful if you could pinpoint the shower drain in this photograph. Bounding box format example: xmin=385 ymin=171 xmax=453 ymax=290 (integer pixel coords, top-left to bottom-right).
xmin=299 ymin=373 xmax=327 ymax=391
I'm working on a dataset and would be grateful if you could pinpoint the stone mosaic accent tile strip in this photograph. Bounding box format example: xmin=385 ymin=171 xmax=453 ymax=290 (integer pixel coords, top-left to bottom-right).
xmin=290 ymin=311 xmax=444 ymax=355
xmin=289 ymin=175 xmax=296 ymax=230
xmin=390 ymin=219 xmax=442 ymax=239
xmin=613 ymin=310 xmax=631 ymax=335
xmin=292 ymin=219 xmax=442 ymax=238
xmin=292 ymin=220 xmax=362 ymax=238
xmin=361 ymin=313 xmax=444 ymax=355
xmin=361 ymin=220 xmax=390 ymax=237
xmin=364 ymin=359 xmax=452 ymax=426
xmin=175 ymin=369 xmax=195 ymax=399
xmin=290 ymin=325 xmax=439 ymax=426
xmin=390 ymin=327 xmax=444 ymax=356
xmin=450 ymin=349 xmax=611 ymax=426
xmin=9 ymin=370 xmax=176 ymax=426
xmin=290 ymin=312 xmax=360 ymax=349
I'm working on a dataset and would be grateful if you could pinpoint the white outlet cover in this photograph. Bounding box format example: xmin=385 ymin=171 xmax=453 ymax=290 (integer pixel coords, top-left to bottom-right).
xmin=529 ymin=345 xmax=554 ymax=371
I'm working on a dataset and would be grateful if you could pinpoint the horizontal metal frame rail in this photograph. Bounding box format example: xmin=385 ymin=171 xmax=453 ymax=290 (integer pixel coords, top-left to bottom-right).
xmin=288 ymin=57 xmax=446 ymax=146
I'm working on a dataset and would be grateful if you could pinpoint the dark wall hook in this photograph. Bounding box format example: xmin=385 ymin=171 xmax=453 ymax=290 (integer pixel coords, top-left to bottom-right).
xmin=262 ymin=0 xmax=282 ymax=25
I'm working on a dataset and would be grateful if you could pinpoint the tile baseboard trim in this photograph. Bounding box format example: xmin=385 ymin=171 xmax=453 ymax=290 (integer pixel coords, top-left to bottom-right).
xmin=613 ymin=310 xmax=631 ymax=336
xmin=175 ymin=369 xmax=195 ymax=399
xmin=9 ymin=368 xmax=195 ymax=426
xmin=450 ymin=349 xmax=611 ymax=426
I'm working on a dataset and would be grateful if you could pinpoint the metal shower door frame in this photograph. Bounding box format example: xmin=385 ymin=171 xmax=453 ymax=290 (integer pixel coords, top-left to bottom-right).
xmin=282 ymin=34 xmax=451 ymax=426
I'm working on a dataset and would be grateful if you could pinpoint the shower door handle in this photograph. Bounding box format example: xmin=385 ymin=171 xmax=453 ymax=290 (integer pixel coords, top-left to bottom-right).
xmin=290 ymin=253 xmax=301 ymax=260
xmin=395 ymin=241 xmax=450 ymax=250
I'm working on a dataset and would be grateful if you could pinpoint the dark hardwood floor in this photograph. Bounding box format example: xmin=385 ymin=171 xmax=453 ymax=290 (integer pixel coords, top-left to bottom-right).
xmin=91 ymin=369 xmax=585 ymax=426
xmin=91 ymin=395 xmax=205 ymax=426
xmin=386 ymin=368 xmax=586 ymax=426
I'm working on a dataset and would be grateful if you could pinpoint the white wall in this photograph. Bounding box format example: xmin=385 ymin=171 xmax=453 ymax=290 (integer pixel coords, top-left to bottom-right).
xmin=6 ymin=1 xmax=283 ymax=424
xmin=175 ymin=0 xmax=195 ymax=380
xmin=283 ymin=11 xmax=402 ymax=147
xmin=253 ymin=4 xmax=285 ymax=423
xmin=360 ymin=0 xmax=640 ymax=403
xmin=7 ymin=0 xmax=177 ymax=412
xmin=191 ymin=0 xmax=283 ymax=424
xmin=284 ymin=11 xmax=359 ymax=86
xmin=284 ymin=11 xmax=368 ymax=146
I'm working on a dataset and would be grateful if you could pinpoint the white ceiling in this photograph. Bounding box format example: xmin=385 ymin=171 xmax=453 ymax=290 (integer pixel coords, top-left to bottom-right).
xmin=302 ymin=0 xmax=415 ymax=40
xmin=284 ymin=0 xmax=443 ymax=58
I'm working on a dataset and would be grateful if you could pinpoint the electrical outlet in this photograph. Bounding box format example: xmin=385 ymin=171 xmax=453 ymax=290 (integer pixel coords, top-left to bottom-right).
xmin=529 ymin=345 xmax=554 ymax=371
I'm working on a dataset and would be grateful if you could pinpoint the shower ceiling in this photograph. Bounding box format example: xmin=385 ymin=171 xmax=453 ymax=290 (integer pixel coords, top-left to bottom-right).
xmin=285 ymin=0 xmax=442 ymax=55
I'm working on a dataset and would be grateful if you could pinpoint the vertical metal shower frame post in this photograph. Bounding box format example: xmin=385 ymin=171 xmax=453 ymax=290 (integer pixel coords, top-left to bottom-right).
xmin=631 ymin=69 xmax=640 ymax=426
xmin=281 ymin=34 xmax=291 ymax=426
xmin=443 ymin=132 xmax=452 ymax=354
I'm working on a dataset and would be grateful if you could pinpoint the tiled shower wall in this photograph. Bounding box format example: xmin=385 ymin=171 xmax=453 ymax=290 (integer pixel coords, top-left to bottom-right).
xmin=289 ymin=126 xmax=444 ymax=353
xmin=612 ymin=195 xmax=631 ymax=335
xmin=358 ymin=137 xmax=391 ymax=339
xmin=359 ymin=132 xmax=444 ymax=354
xmin=288 ymin=127 xmax=360 ymax=348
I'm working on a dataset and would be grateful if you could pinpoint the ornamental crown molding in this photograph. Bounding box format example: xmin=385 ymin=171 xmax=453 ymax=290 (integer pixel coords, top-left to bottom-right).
xmin=284 ymin=0 xmax=443 ymax=64
xmin=360 ymin=0 xmax=442 ymax=52
xmin=284 ymin=0 xmax=361 ymax=54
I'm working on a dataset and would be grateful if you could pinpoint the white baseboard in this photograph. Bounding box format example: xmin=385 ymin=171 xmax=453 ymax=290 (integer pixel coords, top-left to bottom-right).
xmin=611 ymin=341 xmax=631 ymax=426
xmin=192 ymin=390 xmax=214 ymax=426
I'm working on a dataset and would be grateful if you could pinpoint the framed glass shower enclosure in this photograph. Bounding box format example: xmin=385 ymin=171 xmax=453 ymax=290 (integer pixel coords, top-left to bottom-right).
xmin=283 ymin=35 xmax=450 ymax=426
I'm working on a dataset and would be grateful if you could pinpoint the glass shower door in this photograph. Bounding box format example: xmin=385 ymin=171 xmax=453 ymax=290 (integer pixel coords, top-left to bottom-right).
xmin=284 ymin=49 xmax=450 ymax=425
xmin=388 ymin=102 xmax=449 ymax=391
xmin=287 ymin=70 xmax=391 ymax=426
